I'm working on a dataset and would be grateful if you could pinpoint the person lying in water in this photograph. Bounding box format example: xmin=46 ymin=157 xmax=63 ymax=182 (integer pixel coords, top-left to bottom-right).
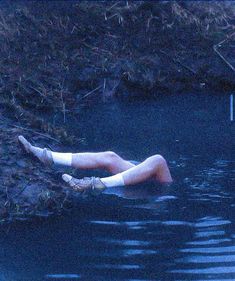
xmin=18 ymin=135 xmax=173 ymax=195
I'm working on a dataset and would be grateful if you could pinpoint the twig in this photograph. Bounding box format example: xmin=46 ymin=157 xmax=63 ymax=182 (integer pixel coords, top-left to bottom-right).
xmin=213 ymin=32 xmax=235 ymax=72
xmin=29 ymin=85 xmax=46 ymax=97
xmin=62 ymin=102 xmax=66 ymax=123
xmin=175 ymin=57 xmax=196 ymax=74
xmin=79 ymin=85 xmax=102 ymax=100
xmin=160 ymin=50 xmax=196 ymax=74
xmin=5 ymin=186 xmax=9 ymax=202
xmin=106 ymin=13 xmax=118 ymax=20
xmin=230 ymin=94 xmax=234 ymax=122
xmin=60 ymin=85 xmax=66 ymax=123
xmin=146 ymin=14 xmax=160 ymax=31
xmin=4 ymin=186 xmax=10 ymax=208
xmin=103 ymin=78 xmax=106 ymax=94
xmin=10 ymin=124 xmax=61 ymax=143
xmin=214 ymin=32 xmax=235 ymax=48
xmin=71 ymin=25 xmax=78 ymax=34
xmin=82 ymin=42 xmax=112 ymax=55
xmin=214 ymin=47 xmax=235 ymax=72
xmin=107 ymin=2 xmax=120 ymax=11
xmin=105 ymin=33 xmax=120 ymax=39
xmin=60 ymin=191 xmax=69 ymax=210
xmin=13 ymin=180 xmax=31 ymax=199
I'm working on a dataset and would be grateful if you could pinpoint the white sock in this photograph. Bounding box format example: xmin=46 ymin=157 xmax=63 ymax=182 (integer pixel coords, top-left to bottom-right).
xmin=51 ymin=152 xmax=72 ymax=166
xmin=100 ymin=173 xmax=125 ymax=187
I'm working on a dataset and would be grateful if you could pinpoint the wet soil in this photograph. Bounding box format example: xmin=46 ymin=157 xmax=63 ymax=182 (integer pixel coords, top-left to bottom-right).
xmin=0 ymin=117 xmax=79 ymax=223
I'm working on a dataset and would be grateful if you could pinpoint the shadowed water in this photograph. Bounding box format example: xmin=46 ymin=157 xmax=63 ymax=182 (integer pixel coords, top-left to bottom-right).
xmin=0 ymin=93 xmax=234 ymax=281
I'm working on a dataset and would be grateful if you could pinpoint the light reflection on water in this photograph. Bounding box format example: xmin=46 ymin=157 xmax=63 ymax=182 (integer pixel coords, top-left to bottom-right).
xmin=0 ymin=94 xmax=234 ymax=280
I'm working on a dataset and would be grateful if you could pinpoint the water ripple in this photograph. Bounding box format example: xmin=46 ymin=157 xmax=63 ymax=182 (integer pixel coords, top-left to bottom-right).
xmin=177 ymin=254 xmax=235 ymax=263
xmin=170 ymin=266 xmax=235 ymax=274
xmin=186 ymin=238 xmax=231 ymax=245
xmin=180 ymin=246 xmax=235 ymax=253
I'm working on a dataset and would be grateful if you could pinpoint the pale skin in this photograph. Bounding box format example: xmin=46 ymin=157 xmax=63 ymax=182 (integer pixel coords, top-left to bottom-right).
xmin=18 ymin=135 xmax=172 ymax=185
xmin=71 ymin=151 xmax=173 ymax=184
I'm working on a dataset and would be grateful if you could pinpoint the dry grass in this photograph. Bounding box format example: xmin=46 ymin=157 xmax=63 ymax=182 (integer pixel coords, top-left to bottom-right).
xmin=0 ymin=1 xmax=234 ymax=140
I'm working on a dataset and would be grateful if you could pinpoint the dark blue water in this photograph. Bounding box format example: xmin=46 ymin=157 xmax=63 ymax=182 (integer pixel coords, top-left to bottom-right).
xmin=0 ymin=93 xmax=234 ymax=281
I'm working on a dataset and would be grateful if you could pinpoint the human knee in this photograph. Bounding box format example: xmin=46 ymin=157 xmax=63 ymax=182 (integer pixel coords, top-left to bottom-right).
xmin=103 ymin=151 xmax=119 ymax=165
xmin=147 ymin=154 xmax=166 ymax=168
xmin=104 ymin=151 xmax=118 ymax=158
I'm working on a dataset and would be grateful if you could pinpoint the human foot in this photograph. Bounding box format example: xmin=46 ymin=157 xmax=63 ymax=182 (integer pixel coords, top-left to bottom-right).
xmin=18 ymin=135 xmax=32 ymax=153
xmin=18 ymin=135 xmax=53 ymax=165
xmin=62 ymin=174 xmax=106 ymax=195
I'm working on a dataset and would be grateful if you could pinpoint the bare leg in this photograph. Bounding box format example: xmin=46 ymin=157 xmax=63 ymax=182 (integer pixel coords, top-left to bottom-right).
xmin=72 ymin=151 xmax=135 ymax=174
xmin=18 ymin=136 xmax=135 ymax=174
xmin=118 ymin=154 xmax=172 ymax=184
xmin=62 ymin=154 xmax=173 ymax=194
xmin=19 ymin=136 xmax=172 ymax=187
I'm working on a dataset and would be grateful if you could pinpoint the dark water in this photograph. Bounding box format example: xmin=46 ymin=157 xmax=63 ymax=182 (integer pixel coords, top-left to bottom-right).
xmin=0 ymin=93 xmax=235 ymax=281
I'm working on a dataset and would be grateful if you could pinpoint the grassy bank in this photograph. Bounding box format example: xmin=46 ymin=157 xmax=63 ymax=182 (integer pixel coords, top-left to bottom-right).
xmin=0 ymin=1 xmax=234 ymax=140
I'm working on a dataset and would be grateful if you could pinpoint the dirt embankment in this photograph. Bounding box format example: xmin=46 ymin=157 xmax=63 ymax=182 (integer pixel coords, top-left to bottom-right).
xmin=0 ymin=117 xmax=81 ymax=223
xmin=0 ymin=1 xmax=235 ymax=133
xmin=0 ymin=1 xmax=235 ymax=222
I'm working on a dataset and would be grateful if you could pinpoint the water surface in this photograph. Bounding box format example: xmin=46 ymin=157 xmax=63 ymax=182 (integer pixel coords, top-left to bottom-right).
xmin=0 ymin=93 xmax=234 ymax=281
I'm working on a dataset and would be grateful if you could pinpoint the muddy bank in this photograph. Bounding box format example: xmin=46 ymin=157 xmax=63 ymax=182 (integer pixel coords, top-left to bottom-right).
xmin=0 ymin=117 xmax=84 ymax=223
